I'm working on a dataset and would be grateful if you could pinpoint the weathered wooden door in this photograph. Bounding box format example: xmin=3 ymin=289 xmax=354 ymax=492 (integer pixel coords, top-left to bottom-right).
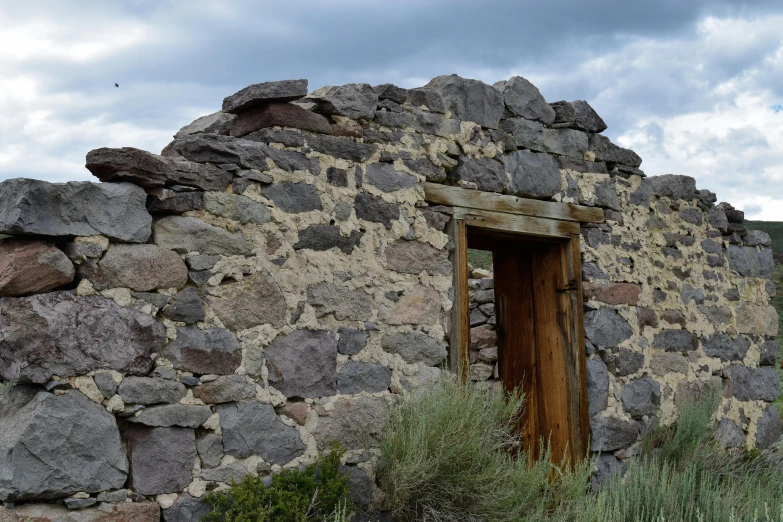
xmin=493 ymin=240 xmax=584 ymax=464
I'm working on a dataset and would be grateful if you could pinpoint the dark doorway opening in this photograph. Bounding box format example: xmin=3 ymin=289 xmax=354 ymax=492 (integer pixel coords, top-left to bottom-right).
xmin=467 ymin=228 xmax=588 ymax=464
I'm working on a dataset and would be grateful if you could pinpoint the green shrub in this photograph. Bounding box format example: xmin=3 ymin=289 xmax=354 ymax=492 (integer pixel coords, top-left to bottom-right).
xmin=375 ymin=377 xmax=592 ymax=522
xmin=203 ymin=442 xmax=353 ymax=522
xmin=574 ymin=393 xmax=783 ymax=522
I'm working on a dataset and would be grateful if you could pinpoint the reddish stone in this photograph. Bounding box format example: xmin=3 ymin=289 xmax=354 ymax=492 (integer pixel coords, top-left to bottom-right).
xmin=470 ymin=325 xmax=496 ymax=351
xmin=0 ymin=240 xmax=74 ymax=297
xmin=229 ymin=102 xmax=332 ymax=137
xmin=279 ymin=402 xmax=309 ymax=426
xmin=331 ymin=122 xmax=363 ymax=138
xmin=0 ymin=502 xmax=159 ymax=522
xmin=583 ymin=282 xmax=640 ymax=306
xmin=638 ymin=306 xmax=659 ymax=329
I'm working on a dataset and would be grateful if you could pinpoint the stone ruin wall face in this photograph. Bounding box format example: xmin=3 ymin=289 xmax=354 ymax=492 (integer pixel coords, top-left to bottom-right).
xmin=0 ymin=74 xmax=779 ymax=519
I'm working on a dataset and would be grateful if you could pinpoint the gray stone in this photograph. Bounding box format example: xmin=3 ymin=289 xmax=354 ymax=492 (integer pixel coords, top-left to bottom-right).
xmin=338 ymin=361 xmax=392 ymax=394
xmin=86 ymin=148 xmax=232 ymax=192
xmin=629 ymin=178 xmax=652 ymax=207
xmin=550 ymin=100 xmax=607 ymax=133
xmin=727 ymin=245 xmax=774 ymax=279
xmin=424 ymin=75 xmax=504 ymax=129
xmin=449 ymin=157 xmax=507 ymax=193
xmin=760 ymin=340 xmax=778 ymax=367
xmin=245 ymin=127 xmax=307 ymax=148
xmin=365 ymin=163 xmax=418 ymax=192
xmin=262 ymin=182 xmax=322 ymax=213
xmin=543 ymin=128 xmax=589 ymax=159
xmin=584 ymin=308 xmax=633 ymax=349
xmin=294 ymin=224 xmax=364 ymax=254
xmin=0 ymin=387 xmax=128 ymax=501
xmin=63 ymin=241 xmax=104 ymax=263
xmin=126 ymin=425 xmax=196 ymax=496
xmin=307 ymin=83 xmax=378 ymax=120
xmin=203 ymin=192 xmax=272 ymax=224
xmin=217 ymin=402 xmax=305 ymax=464
xmin=266 ymin=329 xmax=337 ymax=398
xmin=590 ymin=416 xmax=640 ymax=451
xmin=307 ymin=282 xmax=373 ymax=321
xmin=334 ymin=202 xmax=352 ymax=221
xmin=678 ymin=208 xmax=703 ymax=225
xmin=650 ymin=352 xmax=689 ymax=376
xmin=154 ymin=216 xmax=252 ymax=255
xmin=118 ymin=377 xmax=186 ymax=405
xmin=755 ymin=404 xmax=782 ymax=450
xmin=192 ymin=374 xmax=256 ymax=404
xmin=201 ymin=463 xmax=248 ymax=484
xmin=492 ymin=76 xmax=555 ymax=124
xmin=649 ymin=174 xmax=696 ymax=200
xmin=93 ymin=373 xmax=118 ymax=399
xmin=702 ymin=333 xmax=750 ymax=362
xmin=0 ymin=292 xmax=164 ymax=383
xmin=715 ymin=418 xmax=744 ymax=449
xmin=165 ymin=326 xmax=242 ymax=375
xmin=163 ymin=494 xmax=212 ymax=522
xmin=592 ymin=453 xmax=626 ymax=490
xmin=594 ymin=179 xmax=621 ymax=211
xmin=616 ymin=349 xmax=645 ymax=376
xmin=621 ymin=377 xmax=661 ymax=419
xmin=709 ymin=208 xmax=729 ymax=232
xmin=346 ymin=466 xmax=373 ymax=508
xmin=97 ymin=244 xmax=187 ymax=292
xmin=96 ymin=488 xmax=128 ymax=503
xmin=307 ymin=134 xmax=377 ymax=162
xmin=406 ymin=88 xmax=446 ymax=113
xmin=745 ymin=230 xmax=772 ymax=247
xmin=652 ymin=329 xmax=699 ymax=353
xmin=162 ymin=288 xmax=205 ymax=324
xmin=205 ymin=272 xmax=286 ymax=330
xmin=196 ymin=432 xmax=223 ymax=469
xmin=338 ymin=328 xmax=369 ymax=355
xmin=402 ymin=158 xmax=447 ymax=183
xmin=147 ymin=191 xmax=205 ymax=215
xmin=222 ymin=79 xmax=308 ymax=113
xmin=675 ymin=378 xmax=722 ymax=409
xmin=354 ymin=192 xmax=400 ymax=230
xmin=64 ymin=497 xmax=98 ymax=509
xmin=373 ymin=83 xmax=408 ymax=104
xmin=588 ymin=134 xmax=642 ymax=168
xmin=498 ymin=117 xmax=545 ymax=150
xmin=724 ymin=366 xmax=780 ymax=402
xmin=172 ymin=134 xmax=317 ymax=174
xmin=384 ymin=240 xmax=450 ymax=275
xmin=175 ymin=111 xmax=235 ymax=138
xmin=327 ymin=167 xmax=349 ymax=187
xmin=505 ymin=150 xmax=561 ymax=199
xmin=127 ymin=404 xmax=212 ymax=428
xmin=586 ymin=357 xmax=608 ymax=417
xmin=701 ymin=239 xmax=723 ymax=254
xmin=314 ymin=397 xmax=386 ymax=450
xmin=1 ymin=501 xmax=160 ymax=521
xmin=0 ymin=179 xmax=151 ymax=243
xmin=381 ymin=332 xmax=447 ymax=366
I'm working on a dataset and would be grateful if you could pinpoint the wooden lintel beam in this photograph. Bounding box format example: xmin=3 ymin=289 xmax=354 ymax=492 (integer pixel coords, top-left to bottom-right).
xmin=453 ymin=208 xmax=580 ymax=238
xmin=424 ymin=183 xmax=604 ymax=223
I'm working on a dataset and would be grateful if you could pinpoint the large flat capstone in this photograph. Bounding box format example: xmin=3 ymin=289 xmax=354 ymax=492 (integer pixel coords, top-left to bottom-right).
xmin=0 ymin=292 xmax=165 ymax=383
xmin=0 ymin=387 xmax=128 ymax=501
xmin=0 ymin=178 xmax=152 ymax=243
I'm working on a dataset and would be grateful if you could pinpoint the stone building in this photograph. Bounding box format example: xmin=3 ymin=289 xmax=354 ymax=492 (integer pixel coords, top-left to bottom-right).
xmin=0 ymin=74 xmax=778 ymax=520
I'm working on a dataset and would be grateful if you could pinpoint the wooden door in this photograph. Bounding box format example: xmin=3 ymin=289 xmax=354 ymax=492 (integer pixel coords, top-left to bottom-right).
xmin=492 ymin=239 xmax=587 ymax=465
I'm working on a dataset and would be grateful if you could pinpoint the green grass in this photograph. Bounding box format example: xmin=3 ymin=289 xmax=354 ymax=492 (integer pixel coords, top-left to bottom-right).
xmin=467 ymin=249 xmax=493 ymax=271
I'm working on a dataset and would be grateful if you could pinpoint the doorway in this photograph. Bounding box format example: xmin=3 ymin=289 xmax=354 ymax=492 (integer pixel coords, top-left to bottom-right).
xmin=425 ymin=183 xmax=600 ymax=465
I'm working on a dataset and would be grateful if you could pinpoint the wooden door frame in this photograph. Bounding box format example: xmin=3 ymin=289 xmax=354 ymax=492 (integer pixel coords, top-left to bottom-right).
xmin=425 ymin=182 xmax=604 ymax=461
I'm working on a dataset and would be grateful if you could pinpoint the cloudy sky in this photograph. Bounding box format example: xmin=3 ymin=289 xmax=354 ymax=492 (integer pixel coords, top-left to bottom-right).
xmin=2 ymin=0 xmax=782 ymax=219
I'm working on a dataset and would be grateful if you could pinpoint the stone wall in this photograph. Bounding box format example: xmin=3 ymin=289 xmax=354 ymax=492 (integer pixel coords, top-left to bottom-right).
xmin=0 ymin=73 xmax=778 ymax=520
